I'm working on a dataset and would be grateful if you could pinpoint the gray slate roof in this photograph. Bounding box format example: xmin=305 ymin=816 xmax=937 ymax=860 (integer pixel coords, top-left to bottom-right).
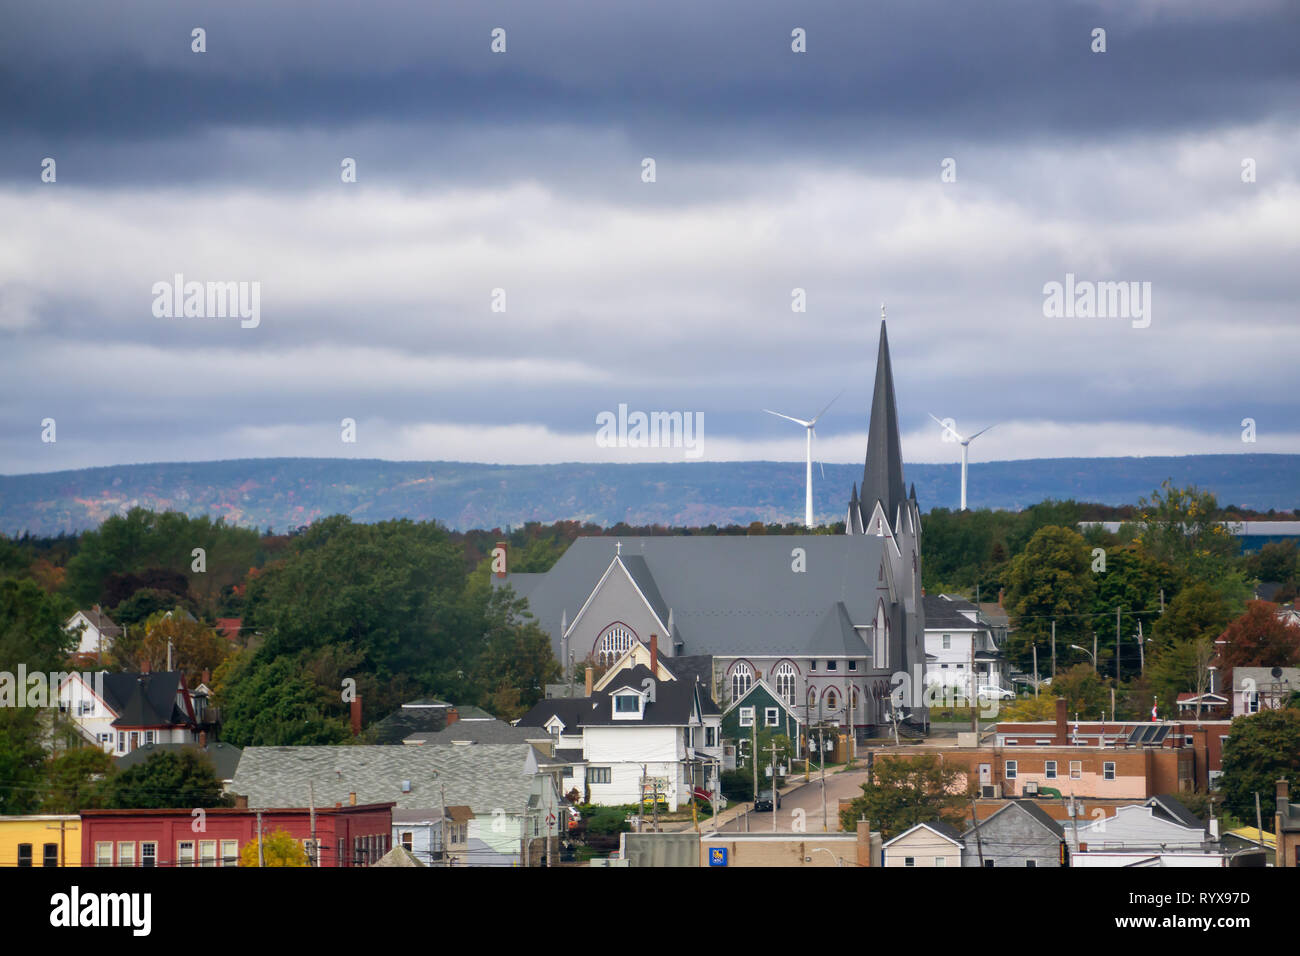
xmin=504 ymin=534 xmax=888 ymax=659
xmin=923 ymin=594 xmax=982 ymax=630
xmin=1146 ymin=795 xmax=1205 ymax=830
xmin=115 ymin=741 xmax=242 ymax=780
xmin=230 ymin=744 xmax=543 ymax=816
xmin=405 ymin=719 xmax=552 ymax=746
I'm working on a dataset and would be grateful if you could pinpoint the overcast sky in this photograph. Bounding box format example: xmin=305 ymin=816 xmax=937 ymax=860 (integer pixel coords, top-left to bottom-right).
xmin=2 ymin=0 xmax=1298 ymax=474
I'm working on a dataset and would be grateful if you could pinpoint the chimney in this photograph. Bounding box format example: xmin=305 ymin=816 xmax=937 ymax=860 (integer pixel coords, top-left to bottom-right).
xmin=199 ymin=730 xmax=207 ymax=750
xmin=201 ymin=668 xmax=211 ymax=685
xmin=233 ymin=793 xmax=248 ymax=809
xmin=446 ymin=707 xmax=459 ymax=726
xmin=349 ymin=792 xmax=357 ymax=807
xmin=1055 ymin=697 xmax=1068 ymax=745
xmin=920 ymin=587 xmax=925 ymax=597
xmin=856 ymin=818 xmax=873 ymax=867
xmin=650 ymin=634 xmax=658 ymax=674
xmin=998 ymin=588 xmax=1004 ymax=609
xmin=350 ymin=695 xmax=362 ymax=737
xmin=585 ymin=666 xmax=594 ymax=697
xmin=494 ymin=540 xmax=508 ymax=579
xmin=1279 ymin=779 xmax=1291 ymax=818
xmin=141 ymin=660 xmax=150 ymax=675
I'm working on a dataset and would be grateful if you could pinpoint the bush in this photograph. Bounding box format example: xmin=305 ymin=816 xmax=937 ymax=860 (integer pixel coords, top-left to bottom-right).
xmin=720 ymin=770 xmax=753 ymax=802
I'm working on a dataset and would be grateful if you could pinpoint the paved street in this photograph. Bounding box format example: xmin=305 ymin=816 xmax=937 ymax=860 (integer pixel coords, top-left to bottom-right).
xmin=713 ymin=768 xmax=872 ymax=833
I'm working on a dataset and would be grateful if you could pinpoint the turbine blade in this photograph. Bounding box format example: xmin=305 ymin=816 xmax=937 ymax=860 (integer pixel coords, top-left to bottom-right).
xmin=928 ymin=412 xmax=964 ymax=442
xmin=809 ymin=391 xmax=843 ymax=426
xmin=966 ymin=423 xmax=998 ymax=442
xmin=763 ymin=409 xmax=812 ymax=427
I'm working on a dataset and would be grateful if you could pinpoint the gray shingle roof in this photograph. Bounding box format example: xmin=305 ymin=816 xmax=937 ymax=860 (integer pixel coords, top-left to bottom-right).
xmin=115 ymin=741 xmax=242 ymax=780
xmin=964 ymin=800 xmax=1064 ymax=839
xmin=1146 ymin=795 xmax=1204 ymax=830
xmin=230 ymin=744 xmax=543 ymax=816
xmin=404 ymin=720 xmax=551 ymax=746
xmin=503 ymin=534 xmax=893 ymax=659
xmin=923 ymin=595 xmax=981 ymax=630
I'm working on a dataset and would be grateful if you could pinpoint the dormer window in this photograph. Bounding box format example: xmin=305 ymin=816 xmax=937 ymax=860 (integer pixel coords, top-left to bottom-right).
xmin=614 ymin=694 xmax=640 ymax=713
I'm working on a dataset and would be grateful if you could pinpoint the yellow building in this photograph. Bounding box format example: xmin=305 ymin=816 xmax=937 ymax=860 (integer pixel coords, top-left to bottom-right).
xmin=0 ymin=815 xmax=81 ymax=867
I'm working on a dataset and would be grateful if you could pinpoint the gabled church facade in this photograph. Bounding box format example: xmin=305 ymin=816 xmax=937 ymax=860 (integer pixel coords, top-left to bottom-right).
xmin=503 ymin=320 xmax=927 ymax=739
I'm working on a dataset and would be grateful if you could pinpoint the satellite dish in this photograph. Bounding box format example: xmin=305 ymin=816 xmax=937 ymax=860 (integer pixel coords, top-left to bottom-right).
xmin=1272 ymin=666 xmax=1284 ymax=679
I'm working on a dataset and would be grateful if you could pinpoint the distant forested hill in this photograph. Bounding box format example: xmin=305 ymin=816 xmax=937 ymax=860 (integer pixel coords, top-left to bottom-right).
xmin=0 ymin=454 xmax=1295 ymax=536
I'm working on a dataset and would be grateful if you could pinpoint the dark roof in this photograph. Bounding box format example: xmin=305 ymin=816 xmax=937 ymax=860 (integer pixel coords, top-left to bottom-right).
xmin=404 ymin=720 xmax=551 ymax=746
xmin=99 ymin=671 xmax=192 ymax=728
xmin=518 ymin=696 xmax=589 ymax=732
xmin=965 ymin=800 xmax=1065 ymax=839
xmin=549 ymin=748 xmax=584 ymax=764
xmin=618 ymin=555 xmax=670 ymax=627
xmin=73 ymin=608 xmax=121 ymax=639
xmin=856 ymin=320 xmax=907 ymax=524
xmin=364 ymin=704 xmax=450 ymax=744
xmin=115 ymin=742 xmax=243 ymax=780
xmin=923 ymin=594 xmax=982 ymax=630
xmin=661 ymin=655 xmax=719 ymax=714
xmin=519 ymin=661 xmax=711 ymax=729
xmin=1146 ymin=795 xmax=1204 ymax=830
xmin=454 ymin=705 xmax=496 ymax=721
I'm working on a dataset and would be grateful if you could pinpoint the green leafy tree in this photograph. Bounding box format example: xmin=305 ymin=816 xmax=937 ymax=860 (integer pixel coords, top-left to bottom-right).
xmin=1049 ymin=665 xmax=1111 ymax=719
xmin=218 ymin=653 xmax=350 ymax=747
xmin=109 ymin=610 xmax=232 ymax=686
xmin=1219 ymin=707 xmax=1300 ymax=823
xmin=1133 ymin=481 xmax=1239 ymax=583
xmin=1003 ymin=526 xmax=1095 ymax=669
xmin=463 ymin=586 xmax=560 ymax=720
xmin=96 ymin=750 xmax=233 ymax=809
xmin=42 ymin=746 xmax=115 ymax=813
xmin=239 ymin=827 xmax=309 ymax=867
xmin=838 ymin=753 xmax=973 ymax=839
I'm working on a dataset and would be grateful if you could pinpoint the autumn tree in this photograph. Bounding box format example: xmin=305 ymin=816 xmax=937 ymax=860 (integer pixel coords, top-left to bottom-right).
xmin=1133 ymin=481 xmax=1239 ymax=583
xmin=239 ymin=828 xmax=309 ymax=867
xmin=109 ymin=610 xmax=231 ymax=685
xmin=1215 ymin=602 xmax=1300 ymax=684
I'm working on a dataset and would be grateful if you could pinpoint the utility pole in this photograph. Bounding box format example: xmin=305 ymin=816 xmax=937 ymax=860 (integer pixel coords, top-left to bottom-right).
xmin=1255 ymin=792 xmax=1263 ymax=842
xmin=1159 ymin=588 xmax=1164 ymax=614
xmin=750 ymin=720 xmax=758 ymax=830
xmin=1116 ymin=606 xmax=1121 ymax=682
xmin=256 ymin=809 xmax=264 ymax=868
xmin=45 ymin=819 xmax=72 ymax=867
xmin=441 ymin=784 xmax=450 ymax=867
xmin=767 ymin=737 xmax=785 ymax=832
xmin=820 ymin=724 xmax=827 ymax=833
xmin=309 ymin=781 xmax=317 ymax=867
xmin=1051 ymin=620 xmax=1056 ymax=679
xmin=1032 ymin=644 xmax=1039 ymax=699
xmin=969 ymin=638 xmax=977 ymax=733
xmin=1136 ymin=619 xmax=1145 ymax=675
xmin=969 ymin=792 xmax=985 ymax=867
xmin=1092 ymin=631 xmax=1098 ymax=674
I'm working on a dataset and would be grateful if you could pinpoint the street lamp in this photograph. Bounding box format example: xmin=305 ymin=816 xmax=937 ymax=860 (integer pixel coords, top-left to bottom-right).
xmin=809 ymin=847 xmax=843 ymax=867
xmin=1069 ymin=644 xmax=1097 ymax=670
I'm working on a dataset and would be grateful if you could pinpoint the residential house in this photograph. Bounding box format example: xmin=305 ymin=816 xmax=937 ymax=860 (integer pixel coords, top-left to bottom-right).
xmin=961 ymin=800 xmax=1065 ymax=868
xmin=1231 ymin=666 xmax=1300 ymax=717
xmin=81 ymin=804 xmax=394 ymax=867
xmin=882 ymin=821 xmax=964 ymax=867
xmin=65 ymin=607 xmax=121 ymax=663
xmin=57 ymin=668 xmax=203 ymax=756
xmin=924 ymin=593 xmax=1008 ymax=698
xmin=720 ymin=677 xmax=803 ymax=769
xmin=1066 ymin=795 xmax=1212 ymax=856
xmin=518 ymin=638 xmax=722 ymax=810
xmin=403 ymin=719 xmax=553 ymax=750
xmin=1276 ymin=779 xmax=1300 ymax=868
xmin=115 ymin=738 xmax=242 ymax=790
xmin=230 ymin=743 xmax=563 ymax=866
xmin=501 ymin=321 xmax=930 ymax=743
xmin=0 ymin=815 xmax=81 ymax=867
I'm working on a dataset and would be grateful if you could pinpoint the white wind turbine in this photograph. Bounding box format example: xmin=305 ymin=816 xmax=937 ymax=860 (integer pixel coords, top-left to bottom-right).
xmin=764 ymin=393 xmax=841 ymax=528
xmin=929 ymin=413 xmax=997 ymax=511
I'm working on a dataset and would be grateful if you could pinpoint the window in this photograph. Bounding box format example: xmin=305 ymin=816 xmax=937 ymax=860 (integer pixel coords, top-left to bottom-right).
xmin=1069 ymin=761 xmax=1082 ymax=780
xmin=773 ymin=662 xmax=797 ymax=705
xmin=129 ymin=731 xmax=139 ymax=751
xmin=1248 ymin=692 xmax=1260 ymax=713
xmin=589 ymin=766 xmax=611 ymax=784
xmin=199 ymin=840 xmax=217 ymax=867
xmin=401 ymin=832 xmax=413 ymax=852
xmin=595 ymin=625 xmax=637 ymax=666
xmin=706 ymin=726 xmax=717 ymax=747
xmin=935 ymin=856 xmax=946 ymax=867
xmin=614 ymin=694 xmax=640 ymax=713
xmin=1045 ymin=761 xmax=1057 ymax=780
xmin=78 ymin=698 xmax=95 ymax=716
xmin=849 ymin=661 xmax=857 ymax=671
xmin=221 ymin=840 xmax=239 ymax=866
xmin=731 ymin=662 xmax=754 ymax=700
xmin=118 ymin=842 xmax=135 ymax=867
xmin=765 ymin=707 xmax=779 ymax=727
xmin=1005 ymin=760 xmax=1017 ymax=779
xmin=1026 ymin=860 xmax=1036 ymax=868
xmin=810 ymin=660 xmax=818 ymax=672
xmin=827 ymin=660 xmax=837 ymax=671
xmin=739 ymin=706 xmax=755 ymax=728
xmin=337 ymin=838 xmax=346 ymax=867
xmin=1103 ymin=761 xmax=1116 ymax=781
xmin=825 ymin=689 xmax=838 ymax=710
xmin=145 ymin=731 xmax=155 ymax=745
xmin=17 ymin=844 xmax=32 ymax=868
xmin=904 ymin=856 xmax=915 ymax=867
xmin=141 ymin=842 xmax=156 ymax=868
xmin=117 ymin=731 xmax=125 ymax=753
xmin=43 ymin=843 xmax=58 ymax=867
xmin=561 ymin=766 xmax=574 ymax=777
xmin=942 ymin=634 xmax=951 ymax=650
xmin=95 ymin=842 xmax=112 ymax=867
xmin=983 ymin=860 xmax=995 ymax=868
xmin=177 ymin=841 xmax=195 ymax=867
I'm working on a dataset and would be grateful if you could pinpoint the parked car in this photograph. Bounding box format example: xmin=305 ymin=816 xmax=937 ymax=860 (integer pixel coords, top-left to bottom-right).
xmin=977 ymin=686 xmax=1015 ymax=700
xmin=754 ymin=789 xmax=781 ymax=812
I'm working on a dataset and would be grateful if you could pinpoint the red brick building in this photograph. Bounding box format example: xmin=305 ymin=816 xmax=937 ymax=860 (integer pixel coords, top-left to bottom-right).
xmin=80 ymin=803 xmax=394 ymax=868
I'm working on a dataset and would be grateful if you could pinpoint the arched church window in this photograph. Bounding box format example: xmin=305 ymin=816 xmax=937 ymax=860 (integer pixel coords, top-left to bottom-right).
xmin=825 ymin=688 xmax=839 ymax=710
xmin=772 ymin=662 xmax=797 ymax=705
xmin=595 ymin=624 xmax=637 ymax=666
xmin=730 ymin=662 xmax=753 ymax=701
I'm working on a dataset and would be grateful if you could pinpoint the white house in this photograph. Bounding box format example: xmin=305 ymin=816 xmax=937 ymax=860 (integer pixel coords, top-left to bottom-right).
xmin=1066 ymin=796 xmax=1211 ymax=856
xmin=882 ymin=821 xmax=965 ymax=867
xmin=65 ymin=608 xmax=121 ymax=661
xmin=923 ymin=594 xmax=1008 ymax=697
xmin=56 ymin=670 xmax=200 ymax=755
xmin=1231 ymin=666 xmax=1300 ymax=717
xmin=520 ymin=640 xmax=723 ymax=810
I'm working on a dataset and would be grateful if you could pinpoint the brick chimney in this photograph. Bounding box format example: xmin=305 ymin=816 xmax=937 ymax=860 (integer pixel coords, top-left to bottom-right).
xmin=349 ymin=792 xmax=357 ymax=807
xmin=1279 ymin=779 xmax=1291 ymax=818
xmin=350 ymin=695 xmax=362 ymax=737
xmin=650 ymin=634 xmax=658 ymax=674
xmin=201 ymin=668 xmax=211 ymax=685
xmin=998 ymin=588 xmax=1004 ymax=608
xmin=585 ymin=666 xmax=594 ymax=697
xmin=494 ymin=540 xmax=508 ymax=579
xmin=856 ymin=818 xmax=873 ymax=867
xmin=141 ymin=660 xmax=150 ymax=674
xmin=1054 ymin=697 xmax=1068 ymax=745
xmin=446 ymin=707 xmax=459 ymax=726
xmin=199 ymin=730 xmax=207 ymax=750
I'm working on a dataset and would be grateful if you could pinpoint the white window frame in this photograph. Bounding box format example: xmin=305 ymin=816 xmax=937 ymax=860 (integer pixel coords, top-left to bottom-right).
xmin=199 ymin=840 xmax=217 ymax=867
xmin=1045 ymin=760 xmax=1057 ymax=780
xmin=221 ymin=839 xmax=239 ymax=866
xmin=177 ymin=840 xmax=195 ymax=867
xmin=1005 ymin=760 xmax=1017 ymax=779
xmin=141 ymin=842 xmax=156 ymax=867
xmin=739 ymin=706 xmax=755 ymax=728
xmin=95 ymin=842 xmax=112 ymax=867
xmin=764 ymin=707 xmax=779 ymax=727
xmin=904 ymin=856 xmax=915 ymax=867
xmin=589 ymin=766 xmax=611 ymax=785
xmin=1103 ymin=761 xmax=1116 ymax=781
xmin=942 ymin=634 xmax=951 ymax=650
xmin=117 ymin=841 xmax=135 ymax=867
xmin=1069 ymin=761 xmax=1082 ymax=780
xmin=773 ymin=662 xmax=797 ymax=705
xmin=731 ymin=662 xmax=754 ymax=701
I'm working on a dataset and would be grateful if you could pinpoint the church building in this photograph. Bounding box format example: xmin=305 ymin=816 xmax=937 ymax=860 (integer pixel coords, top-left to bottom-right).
xmin=503 ymin=320 xmax=927 ymax=740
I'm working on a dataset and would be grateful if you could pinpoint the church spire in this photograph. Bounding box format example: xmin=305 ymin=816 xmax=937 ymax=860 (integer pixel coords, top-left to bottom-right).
xmin=859 ymin=318 xmax=907 ymax=529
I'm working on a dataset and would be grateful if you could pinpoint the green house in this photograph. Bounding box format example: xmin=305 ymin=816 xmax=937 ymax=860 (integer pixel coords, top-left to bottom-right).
xmin=721 ymin=679 xmax=804 ymax=767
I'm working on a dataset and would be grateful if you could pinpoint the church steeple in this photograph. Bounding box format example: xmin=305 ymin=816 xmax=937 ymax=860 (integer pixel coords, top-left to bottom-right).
xmin=857 ymin=319 xmax=908 ymax=531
